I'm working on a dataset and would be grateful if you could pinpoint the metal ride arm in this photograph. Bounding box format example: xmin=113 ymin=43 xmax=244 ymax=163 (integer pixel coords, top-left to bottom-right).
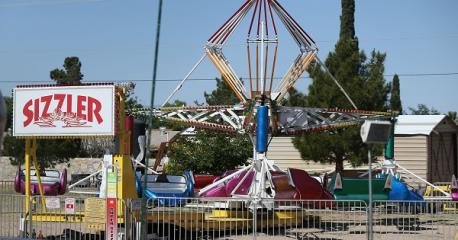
xmin=131 ymin=105 xmax=246 ymax=133
xmin=131 ymin=106 xmax=395 ymax=137
xmin=205 ymin=48 xmax=248 ymax=103
xmin=276 ymin=107 xmax=393 ymax=135
xmin=274 ymin=51 xmax=316 ymax=101
xmin=205 ymin=1 xmax=255 ymax=104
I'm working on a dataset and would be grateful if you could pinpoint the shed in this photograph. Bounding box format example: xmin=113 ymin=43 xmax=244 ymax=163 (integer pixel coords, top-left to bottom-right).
xmin=267 ymin=137 xmax=362 ymax=174
xmin=267 ymin=137 xmax=334 ymax=173
xmin=394 ymin=115 xmax=458 ymax=185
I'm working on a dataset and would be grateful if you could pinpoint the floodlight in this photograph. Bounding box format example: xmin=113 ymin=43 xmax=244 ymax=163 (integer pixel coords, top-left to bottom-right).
xmin=360 ymin=120 xmax=392 ymax=144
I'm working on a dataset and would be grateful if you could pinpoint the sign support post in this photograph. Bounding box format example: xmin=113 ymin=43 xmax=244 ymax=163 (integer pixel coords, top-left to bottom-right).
xmin=24 ymin=138 xmax=32 ymax=238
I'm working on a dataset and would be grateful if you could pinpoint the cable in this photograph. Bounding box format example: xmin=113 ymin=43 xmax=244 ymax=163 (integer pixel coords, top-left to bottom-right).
xmin=1 ymin=72 xmax=458 ymax=84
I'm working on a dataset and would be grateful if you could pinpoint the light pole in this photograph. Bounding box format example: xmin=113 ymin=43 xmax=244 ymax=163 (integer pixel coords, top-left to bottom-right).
xmin=360 ymin=120 xmax=392 ymax=240
xmin=367 ymin=143 xmax=373 ymax=239
xmin=142 ymin=0 xmax=163 ymax=238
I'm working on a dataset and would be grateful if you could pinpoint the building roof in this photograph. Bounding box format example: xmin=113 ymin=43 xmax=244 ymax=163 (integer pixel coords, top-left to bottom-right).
xmin=149 ymin=129 xmax=180 ymax=149
xmin=395 ymin=115 xmax=446 ymax=135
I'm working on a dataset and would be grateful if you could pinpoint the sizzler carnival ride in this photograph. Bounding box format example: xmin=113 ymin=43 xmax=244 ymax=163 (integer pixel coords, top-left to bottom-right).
xmin=137 ymin=0 xmax=396 ymax=204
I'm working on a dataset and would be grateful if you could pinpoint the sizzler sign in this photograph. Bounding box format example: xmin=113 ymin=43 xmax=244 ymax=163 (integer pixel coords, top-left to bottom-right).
xmin=13 ymin=85 xmax=115 ymax=137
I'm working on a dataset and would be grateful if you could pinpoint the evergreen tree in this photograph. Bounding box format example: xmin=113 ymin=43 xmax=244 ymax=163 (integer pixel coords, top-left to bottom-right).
xmin=363 ymin=50 xmax=390 ymax=110
xmin=293 ymin=0 xmax=389 ymax=172
xmin=3 ymin=96 xmax=12 ymax=131
xmin=204 ymin=78 xmax=240 ymax=105
xmin=390 ymin=74 xmax=403 ymax=113
xmin=284 ymin=88 xmax=308 ymax=107
xmin=50 ymin=57 xmax=83 ymax=85
xmin=408 ymin=104 xmax=440 ymax=115
xmin=447 ymin=111 xmax=457 ymax=122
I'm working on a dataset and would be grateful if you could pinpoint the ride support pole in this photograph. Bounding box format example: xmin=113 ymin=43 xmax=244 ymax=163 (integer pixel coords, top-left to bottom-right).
xmin=24 ymin=138 xmax=33 ymax=238
xmin=30 ymin=138 xmax=46 ymax=210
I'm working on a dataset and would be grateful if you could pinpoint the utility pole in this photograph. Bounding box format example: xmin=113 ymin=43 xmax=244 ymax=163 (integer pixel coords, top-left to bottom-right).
xmin=142 ymin=0 xmax=163 ymax=238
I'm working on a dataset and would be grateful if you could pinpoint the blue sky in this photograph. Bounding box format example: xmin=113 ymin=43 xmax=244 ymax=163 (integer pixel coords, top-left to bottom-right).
xmin=1 ymin=0 xmax=457 ymax=113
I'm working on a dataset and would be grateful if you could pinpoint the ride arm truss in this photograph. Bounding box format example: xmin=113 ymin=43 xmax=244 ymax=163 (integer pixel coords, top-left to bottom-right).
xmin=276 ymin=107 xmax=393 ymax=135
xmin=131 ymin=105 xmax=245 ymax=133
xmin=131 ymin=106 xmax=392 ymax=136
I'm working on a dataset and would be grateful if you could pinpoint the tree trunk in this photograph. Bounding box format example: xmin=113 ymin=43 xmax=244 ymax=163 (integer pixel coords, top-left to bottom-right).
xmin=335 ymin=160 xmax=344 ymax=173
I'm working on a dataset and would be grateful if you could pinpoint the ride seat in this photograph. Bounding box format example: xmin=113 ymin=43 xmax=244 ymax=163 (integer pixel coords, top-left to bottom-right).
xmin=146 ymin=175 xmax=187 ymax=194
xmin=271 ymin=171 xmax=298 ymax=199
xmin=28 ymin=170 xmax=61 ymax=184
xmin=288 ymin=168 xmax=328 ymax=200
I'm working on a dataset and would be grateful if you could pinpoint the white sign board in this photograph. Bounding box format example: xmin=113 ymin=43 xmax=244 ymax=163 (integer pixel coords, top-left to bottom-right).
xmin=65 ymin=198 xmax=76 ymax=214
xmin=13 ymin=85 xmax=115 ymax=137
xmin=45 ymin=197 xmax=61 ymax=209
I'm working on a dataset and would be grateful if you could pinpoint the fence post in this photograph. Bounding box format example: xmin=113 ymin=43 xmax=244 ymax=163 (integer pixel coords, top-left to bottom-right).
xmin=252 ymin=198 xmax=257 ymax=240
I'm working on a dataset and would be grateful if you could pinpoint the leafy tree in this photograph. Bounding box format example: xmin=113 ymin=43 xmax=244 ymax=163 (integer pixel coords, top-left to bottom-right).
xmin=50 ymin=57 xmax=83 ymax=85
xmin=166 ymin=130 xmax=251 ymax=175
xmin=390 ymin=74 xmax=402 ymax=114
xmin=166 ymin=76 xmax=251 ymax=174
xmin=408 ymin=104 xmax=440 ymax=115
xmin=293 ymin=0 xmax=389 ymax=172
xmin=124 ymin=83 xmax=144 ymax=113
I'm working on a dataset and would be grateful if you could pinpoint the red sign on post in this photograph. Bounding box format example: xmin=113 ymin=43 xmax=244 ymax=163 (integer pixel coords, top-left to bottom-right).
xmin=65 ymin=198 xmax=75 ymax=214
xmin=106 ymin=198 xmax=117 ymax=240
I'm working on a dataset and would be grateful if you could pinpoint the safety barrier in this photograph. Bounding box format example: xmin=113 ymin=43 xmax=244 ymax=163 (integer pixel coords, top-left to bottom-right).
xmin=142 ymin=198 xmax=458 ymax=239
xmin=0 ymin=194 xmax=129 ymax=239
xmin=0 ymin=194 xmax=457 ymax=239
xmin=0 ymin=180 xmax=14 ymax=194
xmin=372 ymin=200 xmax=458 ymax=239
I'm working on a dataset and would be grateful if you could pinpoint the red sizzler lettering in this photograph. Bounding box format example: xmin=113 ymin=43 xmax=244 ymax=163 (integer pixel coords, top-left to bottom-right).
xmin=22 ymin=94 xmax=103 ymax=128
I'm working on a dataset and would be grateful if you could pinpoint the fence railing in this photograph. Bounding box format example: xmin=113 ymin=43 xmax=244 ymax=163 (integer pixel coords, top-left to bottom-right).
xmin=372 ymin=200 xmax=458 ymax=239
xmin=0 ymin=180 xmax=15 ymax=194
xmin=0 ymin=194 xmax=457 ymax=239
